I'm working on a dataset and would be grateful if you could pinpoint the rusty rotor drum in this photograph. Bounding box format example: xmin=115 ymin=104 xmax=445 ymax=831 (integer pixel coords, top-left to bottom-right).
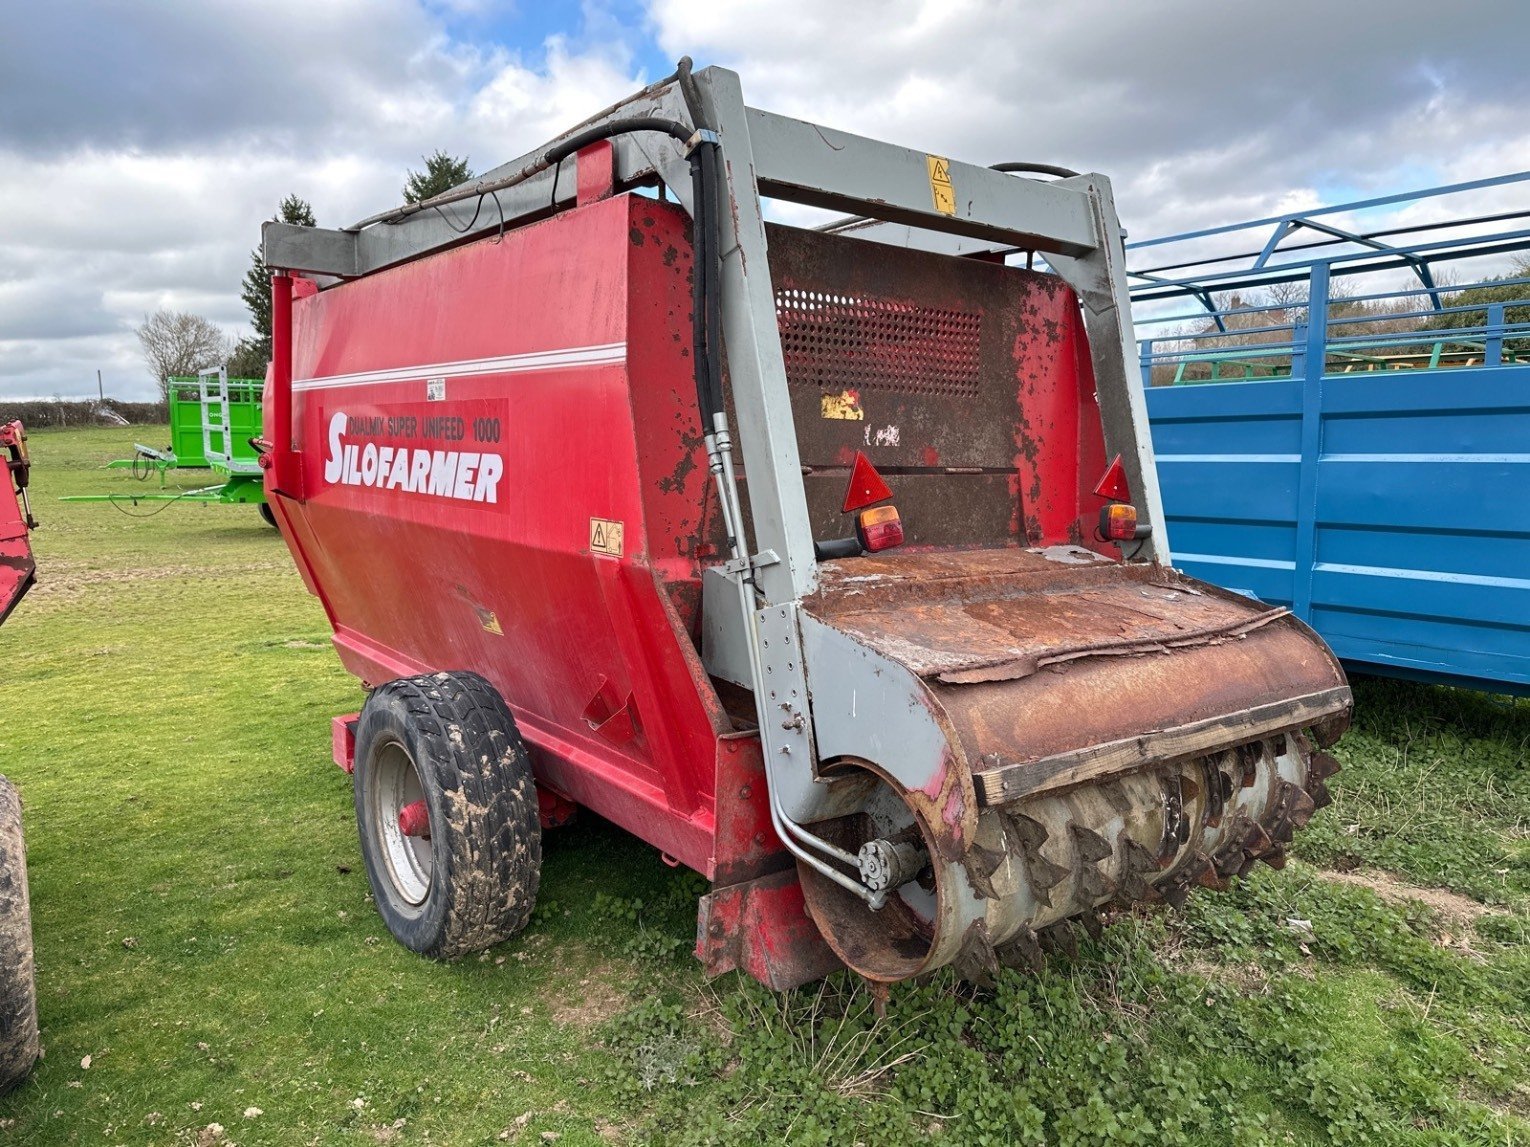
xmin=795 ymin=547 xmax=1350 ymax=982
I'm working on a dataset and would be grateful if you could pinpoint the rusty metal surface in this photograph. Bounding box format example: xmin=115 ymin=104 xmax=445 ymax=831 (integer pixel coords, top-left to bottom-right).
xmin=809 ymin=546 xmax=1279 ymax=675
xmin=745 ymin=223 xmax=1108 ymax=550
xmin=802 ymin=544 xmax=1350 ymax=786
xmin=696 ymin=868 xmax=844 ymax=990
xmin=974 ymin=685 xmax=1352 ymax=805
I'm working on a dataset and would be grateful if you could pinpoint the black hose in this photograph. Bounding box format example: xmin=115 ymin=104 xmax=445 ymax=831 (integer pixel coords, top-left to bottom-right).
xmin=675 ymin=57 xmax=726 ymax=426
xmin=542 ymin=116 xmax=695 ymax=165
xmin=991 ymin=161 xmax=1081 ymax=179
xmin=539 ymin=84 xmax=726 ymax=431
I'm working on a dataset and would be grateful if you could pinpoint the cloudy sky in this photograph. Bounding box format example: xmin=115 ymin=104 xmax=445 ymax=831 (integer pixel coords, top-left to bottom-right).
xmin=3 ymin=0 xmax=1528 ymax=400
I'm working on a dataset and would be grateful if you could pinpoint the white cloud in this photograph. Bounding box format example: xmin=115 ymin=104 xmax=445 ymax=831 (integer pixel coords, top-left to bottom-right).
xmin=1 ymin=0 xmax=1527 ymax=401
xmin=0 ymin=5 xmax=647 ymax=399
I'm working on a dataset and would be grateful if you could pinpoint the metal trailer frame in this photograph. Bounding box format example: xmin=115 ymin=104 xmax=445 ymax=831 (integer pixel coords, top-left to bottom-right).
xmin=1129 ymin=181 xmax=1530 ymax=694
xmin=264 ymin=64 xmax=1170 ymax=894
xmin=196 ymin=366 xmax=262 ymax=478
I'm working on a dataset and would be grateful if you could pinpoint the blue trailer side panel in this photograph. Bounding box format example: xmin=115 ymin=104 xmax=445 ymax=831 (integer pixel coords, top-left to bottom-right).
xmin=1146 ymin=368 xmax=1530 ymax=693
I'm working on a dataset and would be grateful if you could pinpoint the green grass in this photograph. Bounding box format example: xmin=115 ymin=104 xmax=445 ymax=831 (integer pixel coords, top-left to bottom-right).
xmin=1 ymin=425 xmax=1527 ymax=1145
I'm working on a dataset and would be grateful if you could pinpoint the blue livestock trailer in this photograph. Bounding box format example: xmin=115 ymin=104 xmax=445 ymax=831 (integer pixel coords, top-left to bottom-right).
xmin=1133 ymin=174 xmax=1530 ymax=694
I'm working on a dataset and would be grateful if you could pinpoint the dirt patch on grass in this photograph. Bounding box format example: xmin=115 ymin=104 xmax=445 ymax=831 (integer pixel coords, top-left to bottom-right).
xmin=1321 ymin=867 xmax=1503 ymax=951
xmin=34 ymin=560 xmax=291 ymax=597
xmin=1179 ymin=957 xmax=1275 ymax=993
xmin=550 ymin=969 xmax=631 ymax=1030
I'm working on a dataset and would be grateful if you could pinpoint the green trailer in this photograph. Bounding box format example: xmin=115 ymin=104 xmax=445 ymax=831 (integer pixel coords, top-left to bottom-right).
xmin=68 ymin=367 xmax=274 ymax=524
xmin=164 ymin=371 xmax=265 ymax=469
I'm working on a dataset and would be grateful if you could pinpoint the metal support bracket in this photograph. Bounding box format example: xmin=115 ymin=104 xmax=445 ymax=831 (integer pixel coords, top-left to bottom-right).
xmin=722 ymin=549 xmax=780 ymax=577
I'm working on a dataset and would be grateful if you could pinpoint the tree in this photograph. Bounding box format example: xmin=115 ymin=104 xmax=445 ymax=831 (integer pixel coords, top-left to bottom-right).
xmin=135 ymin=311 xmax=230 ymax=401
xmin=1417 ymin=254 xmax=1530 ymax=358
xmin=233 ymin=195 xmax=316 ymax=378
xmin=403 ymin=151 xmax=474 ymax=205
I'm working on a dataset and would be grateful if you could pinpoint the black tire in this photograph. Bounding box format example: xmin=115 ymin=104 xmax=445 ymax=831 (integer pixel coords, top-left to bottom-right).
xmin=353 ymin=672 xmax=541 ymax=960
xmin=0 ymin=776 xmax=38 ymax=1096
xmin=258 ymin=502 xmax=278 ymax=529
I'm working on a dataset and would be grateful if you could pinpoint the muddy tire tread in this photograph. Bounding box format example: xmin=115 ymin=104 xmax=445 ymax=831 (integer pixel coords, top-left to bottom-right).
xmin=0 ymin=775 xmax=38 ymax=1096
xmin=355 ymin=672 xmax=541 ymax=960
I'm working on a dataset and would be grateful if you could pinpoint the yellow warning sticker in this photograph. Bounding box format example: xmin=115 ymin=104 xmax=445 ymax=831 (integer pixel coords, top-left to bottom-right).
xmin=927 ymin=154 xmax=956 ymax=216
xmin=475 ymin=606 xmax=503 ymax=635
xmin=589 ymin=517 xmax=625 ymax=557
xmin=821 ymin=389 xmax=864 ymax=420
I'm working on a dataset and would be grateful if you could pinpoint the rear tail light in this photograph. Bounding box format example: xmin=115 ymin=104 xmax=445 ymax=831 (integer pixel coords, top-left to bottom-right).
xmin=1099 ymin=503 xmax=1138 ymax=541
xmin=856 ymin=505 xmax=905 ymax=552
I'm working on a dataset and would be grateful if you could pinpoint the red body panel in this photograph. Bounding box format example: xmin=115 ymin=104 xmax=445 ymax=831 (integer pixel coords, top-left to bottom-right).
xmin=0 ymin=421 xmax=35 ymax=626
xmin=271 ymin=193 xmax=1115 ymax=968
xmin=275 ymin=197 xmax=756 ymax=879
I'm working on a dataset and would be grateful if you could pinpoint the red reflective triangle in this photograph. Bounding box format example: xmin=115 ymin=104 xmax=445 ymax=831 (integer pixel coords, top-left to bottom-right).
xmin=1093 ymin=454 xmax=1131 ymax=502
xmin=842 ymin=450 xmax=894 ymax=513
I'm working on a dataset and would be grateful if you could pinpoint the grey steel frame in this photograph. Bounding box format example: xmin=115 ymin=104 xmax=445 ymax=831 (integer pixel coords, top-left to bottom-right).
xmin=262 ymin=65 xmax=1169 ymax=900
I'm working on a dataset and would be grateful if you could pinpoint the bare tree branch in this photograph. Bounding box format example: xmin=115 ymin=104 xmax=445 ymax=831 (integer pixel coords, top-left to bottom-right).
xmin=134 ymin=310 xmax=230 ymax=402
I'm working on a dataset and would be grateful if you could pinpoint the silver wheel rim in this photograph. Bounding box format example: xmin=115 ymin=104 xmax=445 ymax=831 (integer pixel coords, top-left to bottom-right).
xmin=370 ymin=739 xmax=432 ymax=906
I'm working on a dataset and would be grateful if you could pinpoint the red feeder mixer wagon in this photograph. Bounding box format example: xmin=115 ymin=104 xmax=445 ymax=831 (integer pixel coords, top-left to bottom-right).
xmin=259 ymin=62 xmax=1350 ymax=986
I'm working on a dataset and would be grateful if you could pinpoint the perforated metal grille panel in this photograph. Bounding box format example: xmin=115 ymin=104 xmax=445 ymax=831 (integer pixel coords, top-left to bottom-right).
xmin=774 ymin=288 xmax=983 ymax=399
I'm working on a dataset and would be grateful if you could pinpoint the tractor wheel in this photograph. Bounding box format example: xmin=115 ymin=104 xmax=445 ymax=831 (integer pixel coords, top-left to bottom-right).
xmin=0 ymin=776 xmax=38 ymax=1096
xmin=353 ymin=672 xmax=541 ymax=960
xmin=258 ymin=503 xmax=278 ymax=529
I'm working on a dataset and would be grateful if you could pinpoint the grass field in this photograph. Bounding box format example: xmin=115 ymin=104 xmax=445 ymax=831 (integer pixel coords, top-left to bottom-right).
xmin=1 ymin=424 xmax=1527 ymax=1146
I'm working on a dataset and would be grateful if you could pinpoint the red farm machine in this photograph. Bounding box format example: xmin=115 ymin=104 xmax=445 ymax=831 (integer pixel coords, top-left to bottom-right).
xmin=1 ymin=419 xmax=39 ymax=1092
xmin=258 ymin=62 xmax=1351 ymax=987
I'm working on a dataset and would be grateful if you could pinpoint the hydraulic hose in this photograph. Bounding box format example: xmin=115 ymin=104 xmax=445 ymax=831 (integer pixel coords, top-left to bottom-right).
xmin=542 ymin=106 xmax=725 ymax=444
xmin=990 ymin=160 xmax=1081 ymax=179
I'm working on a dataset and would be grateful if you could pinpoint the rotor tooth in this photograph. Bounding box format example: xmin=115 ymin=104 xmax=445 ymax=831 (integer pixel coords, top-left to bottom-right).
xmin=1286 ymin=785 xmax=1317 ymax=830
xmin=1070 ymin=824 xmax=1113 ymax=864
xmin=964 ymin=841 xmax=1006 ymax=901
xmin=1038 ymin=921 xmax=1080 ymax=960
xmin=1212 ymin=810 xmax=1252 ymax=877
xmin=1004 ymin=812 xmax=1069 ymax=908
xmin=1116 ymin=833 xmax=1165 ymax=902
xmin=1078 ymin=865 xmax=1117 ymax=904
xmin=1309 ymin=751 xmax=1342 ymax=784
xmin=1079 ymin=909 xmax=1104 ymax=942
xmin=1267 ymin=781 xmax=1298 ymax=843
xmin=1181 ymin=850 xmax=1215 ymax=886
xmin=997 ymin=926 xmax=1045 ymax=974
xmin=1117 ymin=871 xmax=1161 ymax=904
xmin=951 ymin=920 xmax=1000 ymax=986
xmin=1121 ymin=835 xmax=1160 ymax=872
xmin=1196 ymin=865 xmax=1230 ymax=892
xmin=1244 ymin=822 xmax=1273 ymax=857
xmin=1203 ymin=759 xmax=1229 ymax=828
xmin=1026 ymin=853 xmax=1071 ymax=905
xmin=1160 ymin=880 xmax=1190 ymax=909
xmin=1310 ymin=781 xmax=1333 ymax=810
xmin=1214 ymin=847 xmax=1246 ymax=878
xmin=1005 ymin=811 xmax=1049 ymax=850
xmin=1236 ymin=742 xmax=1262 ymax=788
xmin=1262 ymin=843 xmax=1288 ymax=870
